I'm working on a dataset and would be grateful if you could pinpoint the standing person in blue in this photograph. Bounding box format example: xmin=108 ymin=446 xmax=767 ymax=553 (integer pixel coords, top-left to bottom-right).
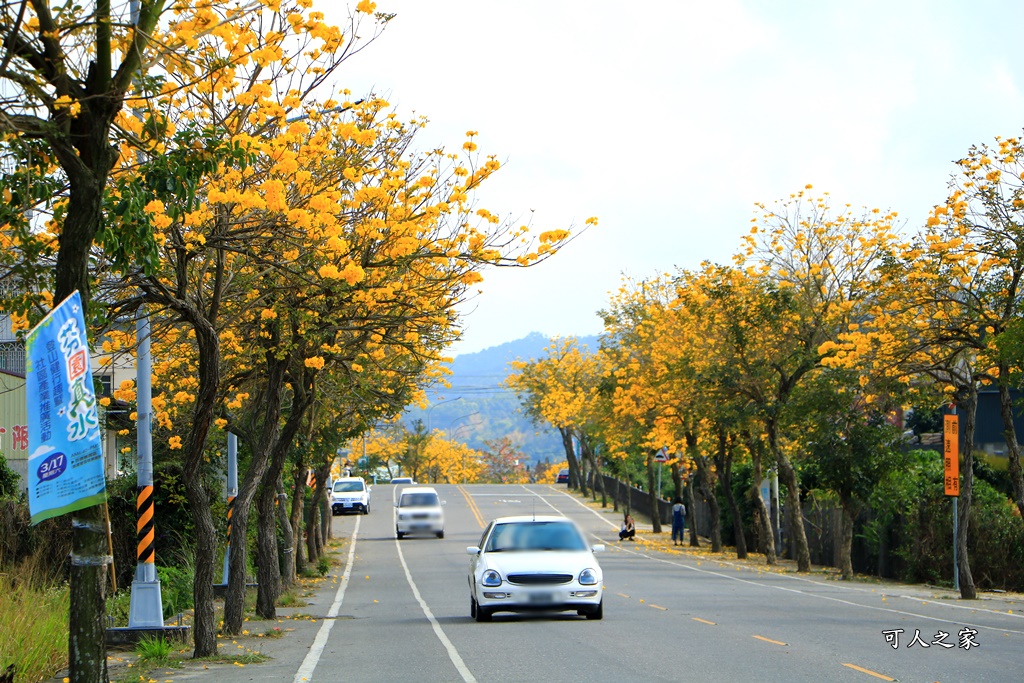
xmin=671 ymin=497 xmax=687 ymax=546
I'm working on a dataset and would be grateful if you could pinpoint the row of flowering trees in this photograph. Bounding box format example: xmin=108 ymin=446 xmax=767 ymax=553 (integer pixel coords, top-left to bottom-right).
xmin=509 ymin=137 xmax=1024 ymax=598
xmin=0 ymin=0 xmax=587 ymax=675
xmin=355 ymin=422 xmax=531 ymax=485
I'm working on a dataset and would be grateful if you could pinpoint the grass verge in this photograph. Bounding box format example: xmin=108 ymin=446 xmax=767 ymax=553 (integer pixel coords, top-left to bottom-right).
xmin=0 ymin=566 xmax=69 ymax=683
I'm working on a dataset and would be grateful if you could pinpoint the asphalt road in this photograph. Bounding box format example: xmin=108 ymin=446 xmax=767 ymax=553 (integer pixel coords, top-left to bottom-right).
xmin=197 ymin=483 xmax=1024 ymax=683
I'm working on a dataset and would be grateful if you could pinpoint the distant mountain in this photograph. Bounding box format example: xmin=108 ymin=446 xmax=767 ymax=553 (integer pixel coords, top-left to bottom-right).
xmin=403 ymin=332 xmax=599 ymax=466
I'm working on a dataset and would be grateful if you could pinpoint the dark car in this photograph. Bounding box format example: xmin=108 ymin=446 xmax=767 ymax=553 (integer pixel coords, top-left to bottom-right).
xmin=556 ymin=469 xmax=569 ymax=484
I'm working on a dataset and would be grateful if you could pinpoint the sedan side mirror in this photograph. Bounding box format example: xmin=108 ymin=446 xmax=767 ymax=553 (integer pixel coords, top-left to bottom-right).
xmin=466 ymin=546 xmax=481 ymax=555
xmin=591 ymin=544 xmax=606 ymax=553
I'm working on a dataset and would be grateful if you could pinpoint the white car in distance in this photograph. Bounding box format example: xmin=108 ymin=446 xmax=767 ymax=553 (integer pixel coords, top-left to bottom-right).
xmin=395 ymin=486 xmax=445 ymax=539
xmin=467 ymin=515 xmax=605 ymax=622
xmin=331 ymin=477 xmax=370 ymax=515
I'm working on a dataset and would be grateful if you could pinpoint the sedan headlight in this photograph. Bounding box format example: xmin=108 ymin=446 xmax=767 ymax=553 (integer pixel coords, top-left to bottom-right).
xmin=481 ymin=569 xmax=502 ymax=587
xmin=579 ymin=568 xmax=599 ymax=586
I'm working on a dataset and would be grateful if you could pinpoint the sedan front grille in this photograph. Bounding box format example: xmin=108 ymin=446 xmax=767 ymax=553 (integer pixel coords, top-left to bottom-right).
xmin=506 ymin=573 xmax=573 ymax=585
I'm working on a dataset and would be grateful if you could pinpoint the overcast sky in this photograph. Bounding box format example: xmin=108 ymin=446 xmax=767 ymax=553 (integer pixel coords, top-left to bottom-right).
xmin=323 ymin=0 xmax=1024 ymax=356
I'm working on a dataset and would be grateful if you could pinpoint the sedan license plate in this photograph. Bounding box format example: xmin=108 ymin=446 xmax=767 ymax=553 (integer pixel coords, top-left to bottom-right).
xmin=527 ymin=591 xmax=554 ymax=604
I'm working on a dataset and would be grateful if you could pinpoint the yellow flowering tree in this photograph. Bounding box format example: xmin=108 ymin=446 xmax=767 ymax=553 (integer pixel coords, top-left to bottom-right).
xmin=506 ymin=337 xmax=606 ymax=503
xmin=0 ymin=1 xmax=250 ymax=674
xmin=84 ymin=0 xmax=586 ymax=650
xmin=723 ymin=188 xmax=901 ymax=572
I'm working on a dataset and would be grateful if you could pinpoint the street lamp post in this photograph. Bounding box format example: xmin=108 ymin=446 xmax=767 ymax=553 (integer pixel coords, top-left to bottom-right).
xmin=448 ymin=412 xmax=479 ymax=484
xmin=426 ymin=396 xmax=463 ymax=433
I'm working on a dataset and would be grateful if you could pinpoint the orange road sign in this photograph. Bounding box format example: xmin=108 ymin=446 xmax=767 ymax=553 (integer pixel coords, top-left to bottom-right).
xmin=943 ymin=414 xmax=959 ymax=496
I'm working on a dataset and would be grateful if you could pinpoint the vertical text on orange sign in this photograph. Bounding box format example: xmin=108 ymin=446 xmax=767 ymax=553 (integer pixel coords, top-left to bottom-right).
xmin=943 ymin=414 xmax=960 ymax=496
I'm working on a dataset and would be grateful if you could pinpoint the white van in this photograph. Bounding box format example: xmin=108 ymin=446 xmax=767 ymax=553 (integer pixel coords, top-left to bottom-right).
xmin=331 ymin=477 xmax=370 ymax=515
xmin=395 ymin=486 xmax=444 ymax=539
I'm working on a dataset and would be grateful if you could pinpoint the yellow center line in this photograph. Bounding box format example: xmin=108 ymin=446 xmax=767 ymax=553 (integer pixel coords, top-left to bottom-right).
xmin=457 ymin=485 xmax=485 ymax=529
xmin=692 ymin=617 xmax=717 ymax=625
xmin=841 ymin=663 xmax=895 ymax=681
xmin=648 ymin=604 xmax=668 ymax=611
xmin=616 ymin=592 xmax=631 ymax=599
xmin=752 ymin=635 xmax=788 ymax=646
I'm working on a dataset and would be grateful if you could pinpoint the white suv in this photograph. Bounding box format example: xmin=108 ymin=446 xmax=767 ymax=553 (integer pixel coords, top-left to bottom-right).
xmin=331 ymin=477 xmax=370 ymax=515
xmin=395 ymin=487 xmax=445 ymax=539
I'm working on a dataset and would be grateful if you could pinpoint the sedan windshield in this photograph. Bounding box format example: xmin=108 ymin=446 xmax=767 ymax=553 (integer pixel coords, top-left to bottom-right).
xmin=400 ymin=493 xmax=439 ymax=507
xmin=485 ymin=521 xmax=587 ymax=552
xmin=333 ymin=482 xmax=364 ymax=493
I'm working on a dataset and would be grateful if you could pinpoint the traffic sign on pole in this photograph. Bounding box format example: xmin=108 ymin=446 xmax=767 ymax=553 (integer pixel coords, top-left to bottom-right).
xmin=943 ymin=414 xmax=959 ymax=496
xmin=654 ymin=447 xmax=668 ymax=463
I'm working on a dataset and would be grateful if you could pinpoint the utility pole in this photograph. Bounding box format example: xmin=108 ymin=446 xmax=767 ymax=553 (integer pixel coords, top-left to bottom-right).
xmin=128 ymin=309 xmax=163 ymax=627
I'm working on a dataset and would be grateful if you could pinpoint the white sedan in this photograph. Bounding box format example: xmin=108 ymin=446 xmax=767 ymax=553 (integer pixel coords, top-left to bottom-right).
xmin=466 ymin=515 xmax=605 ymax=622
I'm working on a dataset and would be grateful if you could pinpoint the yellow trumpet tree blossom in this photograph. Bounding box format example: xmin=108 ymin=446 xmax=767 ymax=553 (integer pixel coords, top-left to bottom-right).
xmin=830 ymin=135 xmax=1024 ymax=598
xmin=506 ymin=337 xmax=607 ymax=505
xmin=727 ymin=189 xmax=901 ymax=572
xmin=85 ymin=0 xmax=585 ymax=652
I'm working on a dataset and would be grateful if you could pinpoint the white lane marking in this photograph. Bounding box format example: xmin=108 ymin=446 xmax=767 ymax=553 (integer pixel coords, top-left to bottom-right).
xmin=292 ymin=515 xmax=361 ymax=683
xmin=547 ymin=482 xmax=1023 ymax=620
xmin=541 ymin=485 xmax=619 ymax=529
xmin=535 ymin=485 xmax=1024 ymax=635
xmin=393 ymin=483 xmax=477 ymax=679
xmin=395 ymin=537 xmax=477 ymax=683
xmin=527 ymin=485 xmax=573 ymax=516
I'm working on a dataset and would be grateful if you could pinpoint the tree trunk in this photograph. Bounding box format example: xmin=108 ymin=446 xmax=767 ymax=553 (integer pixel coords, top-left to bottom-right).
xmin=305 ymin=483 xmax=321 ymax=566
xmin=306 ymin=461 xmax=331 ymax=564
xmin=290 ymin=463 xmax=307 ymax=578
xmin=178 ymin=319 xmax=222 ymax=658
xmin=276 ymin=477 xmax=296 ymax=589
xmin=224 ymin=350 xmax=287 ymax=634
xmin=320 ymin=492 xmax=331 ymax=544
xmin=68 ymin=504 xmax=108 ymax=683
xmin=582 ymin=439 xmax=606 ymax=507
xmin=957 ymin=382 xmax=979 ymax=599
xmin=579 ymin=449 xmax=590 ymax=495
xmin=37 ymin=4 xmax=168 ymax=674
xmin=254 ymin=478 xmax=281 ymax=619
xmin=58 ymin=163 xmax=112 ymax=683
xmin=596 ymin=455 xmax=607 ymax=508
xmin=768 ymin=418 xmax=811 ymax=572
xmin=839 ymin=495 xmax=855 ymax=580
xmin=184 ymin=476 xmax=218 ymax=657
xmin=581 ymin=438 xmax=589 ymax=497
xmin=997 ymin=374 xmax=1024 ymax=531
xmin=646 ymin=452 xmax=661 ymax=533
xmin=254 ymin=371 xmax=316 ymax=618
xmin=685 ymin=477 xmax=699 ymax=547
xmin=716 ymin=433 xmax=747 ymax=559
xmin=696 ymin=458 xmax=722 ymax=553
xmin=745 ymin=431 xmax=776 ymax=565
xmin=559 ymin=427 xmax=583 ymax=493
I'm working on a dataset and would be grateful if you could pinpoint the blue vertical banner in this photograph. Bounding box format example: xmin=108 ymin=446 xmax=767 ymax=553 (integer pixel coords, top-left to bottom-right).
xmin=26 ymin=290 xmax=106 ymax=525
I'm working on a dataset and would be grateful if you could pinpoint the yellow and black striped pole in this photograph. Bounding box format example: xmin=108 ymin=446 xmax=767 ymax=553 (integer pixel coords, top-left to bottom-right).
xmin=226 ymin=495 xmax=235 ymax=548
xmin=136 ymin=484 xmax=155 ymax=564
xmin=128 ymin=307 xmax=164 ymax=628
